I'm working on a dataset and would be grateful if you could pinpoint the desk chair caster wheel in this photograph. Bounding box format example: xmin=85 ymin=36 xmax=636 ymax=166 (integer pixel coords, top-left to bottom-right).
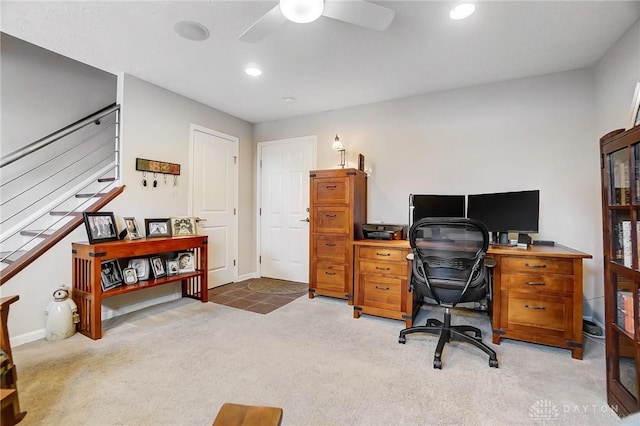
xmin=489 ymin=358 xmax=499 ymax=368
xmin=398 ymin=335 xmax=406 ymax=344
xmin=433 ymin=359 xmax=442 ymax=369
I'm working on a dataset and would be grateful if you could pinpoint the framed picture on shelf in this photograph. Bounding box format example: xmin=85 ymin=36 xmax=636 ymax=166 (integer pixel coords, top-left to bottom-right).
xmin=358 ymin=153 xmax=365 ymax=172
xmin=177 ymin=252 xmax=196 ymax=273
xmin=122 ymin=267 xmax=138 ymax=285
xmin=100 ymin=259 xmax=123 ymax=291
xmin=145 ymin=218 xmax=172 ymax=238
xmin=123 ymin=217 xmax=142 ymax=240
xmin=83 ymin=212 xmax=119 ymax=244
xmin=629 ymin=81 xmax=640 ymax=129
xmin=150 ymin=256 xmax=167 ymax=278
xmin=170 ymin=216 xmax=197 ymax=236
xmin=166 ymin=259 xmax=179 ymax=276
xmin=128 ymin=258 xmax=150 ymax=280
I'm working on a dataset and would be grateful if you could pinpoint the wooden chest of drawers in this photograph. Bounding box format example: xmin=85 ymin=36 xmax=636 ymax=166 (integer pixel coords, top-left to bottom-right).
xmin=309 ymin=169 xmax=367 ymax=303
xmin=353 ymin=240 xmax=421 ymax=326
xmin=490 ymin=245 xmax=591 ymax=359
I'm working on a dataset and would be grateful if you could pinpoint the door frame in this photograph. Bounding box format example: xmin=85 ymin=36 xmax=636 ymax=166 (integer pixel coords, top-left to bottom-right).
xmin=256 ymin=135 xmax=317 ymax=278
xmin=189 ymin=123 xmax=239 ymax=284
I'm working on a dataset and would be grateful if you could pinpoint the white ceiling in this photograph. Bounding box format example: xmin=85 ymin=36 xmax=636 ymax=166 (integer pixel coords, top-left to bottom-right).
xmin=2 ymin=1 xmax=639 ymax=124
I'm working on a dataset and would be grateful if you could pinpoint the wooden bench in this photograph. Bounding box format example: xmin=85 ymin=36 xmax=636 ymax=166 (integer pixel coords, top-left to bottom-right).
xmin=213 ymin=403 xmax=283 ymax=426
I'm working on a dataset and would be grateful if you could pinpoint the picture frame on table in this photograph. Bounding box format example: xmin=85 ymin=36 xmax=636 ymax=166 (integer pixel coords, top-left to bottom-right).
xmin=101 ymin=259 xmax=123 ymax=291
xmin=122 ymin=267 xmax=138 ymax=285
xmin=123 ymin=217 xmax=143 ymax=240
xmin=145 ymin=218 xmax=172 ymax=238
xmin=170 ymin=216 xmax=197 ymax=236
xmin=150 ymin=256 xmax=167 ymax=278
xmin=128 ymin=258 xmax=150 ymax=280
xmin=177 ymin=252 xmax=196 ymax=273
xmin=629 ymin=81 xmax=640 ymax=129
xmin=166 ymin=259 xmax=179 ymax=276
xmin=83 ymin=212 xmax=119 ymax=244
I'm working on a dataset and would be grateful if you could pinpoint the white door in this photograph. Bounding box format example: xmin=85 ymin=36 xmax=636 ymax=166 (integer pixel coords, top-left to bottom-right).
xmin=191 ymin=125 xmax=238 ymax=288
xmin=259 ymin=136 xmax=315 ymax=283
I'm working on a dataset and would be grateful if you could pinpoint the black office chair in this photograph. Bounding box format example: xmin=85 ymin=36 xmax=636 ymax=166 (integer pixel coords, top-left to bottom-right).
xmin=398 ymin=217 xmax=498 ymax=369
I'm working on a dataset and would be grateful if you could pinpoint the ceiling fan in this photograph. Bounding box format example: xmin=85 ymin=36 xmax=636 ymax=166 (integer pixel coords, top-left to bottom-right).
xmin=238 ymin=0 xmax=395 ymax=43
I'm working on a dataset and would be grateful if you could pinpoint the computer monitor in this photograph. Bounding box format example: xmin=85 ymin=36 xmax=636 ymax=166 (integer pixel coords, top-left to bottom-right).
xmin=466 ymin=190 xmax=540 ymax=245
xmin=409 ymin=194 xmax=466 ymax=226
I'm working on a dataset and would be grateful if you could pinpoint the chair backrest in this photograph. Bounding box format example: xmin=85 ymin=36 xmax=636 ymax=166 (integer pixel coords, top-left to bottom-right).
xmin=409 ymin=217 xmax=489 ymax=306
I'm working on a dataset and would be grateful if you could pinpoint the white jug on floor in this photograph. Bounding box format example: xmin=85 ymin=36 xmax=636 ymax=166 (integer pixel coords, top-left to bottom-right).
xmin=45 ymin=286 xmax=79 ymax=341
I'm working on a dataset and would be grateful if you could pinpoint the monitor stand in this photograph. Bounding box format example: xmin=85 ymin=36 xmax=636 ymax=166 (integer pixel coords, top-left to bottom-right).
xmin=495 ymin=232 xmax=510 ymax=245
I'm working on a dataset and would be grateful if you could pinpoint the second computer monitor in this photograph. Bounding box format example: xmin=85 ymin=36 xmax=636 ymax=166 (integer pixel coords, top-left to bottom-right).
xmin=410 ymin=194 xmax=466 ymax=225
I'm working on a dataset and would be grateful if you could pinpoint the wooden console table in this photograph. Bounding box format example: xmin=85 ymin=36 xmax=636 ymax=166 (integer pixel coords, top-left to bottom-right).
xmin=351 ymin=239 xmax=591 ymax=358
xmin=72 ymin=235 xmax=208 ymax=340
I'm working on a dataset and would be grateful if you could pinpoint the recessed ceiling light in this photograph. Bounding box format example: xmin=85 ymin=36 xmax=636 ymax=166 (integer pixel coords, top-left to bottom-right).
xmin=174 ymin=21 xmax=210 ymax=41
xmin=450 ymin=3 xmax=475 ymax=20
xmin=245 ymin=67 xmax=262 ymax=77
xmin=283 ymin=97 xmax=296 ymax=103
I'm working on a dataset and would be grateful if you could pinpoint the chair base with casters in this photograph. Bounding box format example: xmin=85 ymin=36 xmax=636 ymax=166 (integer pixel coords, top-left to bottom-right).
xmin=399 ymin=306 xmax=499 ymax=369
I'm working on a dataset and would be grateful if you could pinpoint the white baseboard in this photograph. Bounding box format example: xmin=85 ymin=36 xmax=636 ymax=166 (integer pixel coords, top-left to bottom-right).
xmin=101 ymin=293 xmax=181 ymax=320
xmin=237 ymin=272 xmax=258 ymax=282
xmin=12 ymin=328 xmax=46 ymax=347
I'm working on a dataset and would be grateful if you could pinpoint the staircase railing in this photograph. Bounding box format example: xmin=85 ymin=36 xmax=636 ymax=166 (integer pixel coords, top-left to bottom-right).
xmin=0 ymin=104 xmax=122 ymax=284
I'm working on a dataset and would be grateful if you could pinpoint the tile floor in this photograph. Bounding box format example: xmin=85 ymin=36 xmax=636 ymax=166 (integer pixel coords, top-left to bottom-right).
xmin=207 ymin=281 xmax=306 ymax=314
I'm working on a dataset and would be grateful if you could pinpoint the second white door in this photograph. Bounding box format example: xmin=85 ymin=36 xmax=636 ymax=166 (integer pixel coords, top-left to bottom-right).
xmin=259 ymin=136 xmax=315 ymax=283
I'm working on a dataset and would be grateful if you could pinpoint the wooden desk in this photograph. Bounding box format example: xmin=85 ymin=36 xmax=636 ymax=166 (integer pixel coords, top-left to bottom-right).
xmin=351 ymin=240 xmax=591 ymax=359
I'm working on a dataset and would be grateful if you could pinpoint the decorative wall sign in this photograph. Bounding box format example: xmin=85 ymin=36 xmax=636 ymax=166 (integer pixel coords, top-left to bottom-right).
xmin=136 ymin=158 xmax=181 ymax=175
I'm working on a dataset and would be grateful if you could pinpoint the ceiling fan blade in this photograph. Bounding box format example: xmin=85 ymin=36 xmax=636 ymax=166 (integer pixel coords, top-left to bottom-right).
xmin=322 ymin=0 xmax=395 ymax=31
xmin=239 ymin=5 xmax=287 ymax=43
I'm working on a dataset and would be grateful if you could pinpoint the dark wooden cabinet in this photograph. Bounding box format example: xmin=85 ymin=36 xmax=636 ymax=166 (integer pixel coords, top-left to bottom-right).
xmin=308 ymin=168 xmax=367 ymax=303
xmin=600 ymin=125 xmax=640 ymax=417
xmin=72 ymin=235 xmax=208 ymax=340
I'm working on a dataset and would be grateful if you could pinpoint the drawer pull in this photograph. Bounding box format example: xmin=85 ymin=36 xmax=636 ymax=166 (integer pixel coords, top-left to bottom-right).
xmin=325 ymin=214 xmax=337 ymax=218
xmin=325 ymin=243 xmax=336 ymax=247
xmin=524 ymin=281 xmax=545 ymax=286
xmin=325 ymin=271 xmax=336 ymax=275
xmin=325 ymin=185 xmax=337 ymax=190
xmin=375 ymin=286 xmax=390 ymax=291
xmin=524 ymin=304 xmax=546 ymax=310
xmin=524 ymin=263 xmax=547 ymax=268
xmin=376 ymin=252 xmax=391 ymax=257
xmin=375 ymin=266 xmax=391 ymax=271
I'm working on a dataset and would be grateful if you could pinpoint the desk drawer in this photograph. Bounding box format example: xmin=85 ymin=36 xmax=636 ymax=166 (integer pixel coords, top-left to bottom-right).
xmin=313 ymin=235 xmax=348 ymax=262
xmin=359 ymin=247 xmax=407 ymax=261
xmin=315 ymin=262 xmax=347 ymax=293
xmin=502 ymin=273 xmax=575 ymax=294
xmin=503 ymin=292 xmax=571 ymax=335
xmin=361 ymin=275 xmax=402 ymax=311
xmin=313 ymin=207 xmax=350 ymax=234
xmin=360 ymin=260 xmax=406 ymax=277
xmin=312 ymin=178 xmax=349 ymax=205
xmin=501 ymin=257 xmax=573 ymax=275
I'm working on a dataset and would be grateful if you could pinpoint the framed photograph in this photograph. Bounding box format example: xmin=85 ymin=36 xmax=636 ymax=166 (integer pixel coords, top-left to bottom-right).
xmin=123 ymin=217 xmax=142 ymax=240
xmin=358 ymin=153 xmax=365 ymax=172
xmin=177 ymin=252 xmax=196 ymax=273
xmin=149 ymin=256 xmax=167 ymax=278
xmin=170 ymin=216 xmax=197 ymax=236
xmin=83 ymin=212 xmax=119 ymax=244
xmin=122 ymin=267 xmax=138 ymax=285
xmin=128 ymin=258 xmax=150 ymax=280
xmin=100 ymin=259 xmax=123 ymax=291
xmin=629 ymin=81 xmax=640 ymax=129
xmin=145 ymin=218 xmax=172 ymax=238
xmin=166 ymin=259 xmax=179 ymax=276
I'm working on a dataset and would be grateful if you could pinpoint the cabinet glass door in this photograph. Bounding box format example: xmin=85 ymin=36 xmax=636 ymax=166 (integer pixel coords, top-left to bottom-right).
xmin=612 ymin=273 xmax=638 ymax=400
